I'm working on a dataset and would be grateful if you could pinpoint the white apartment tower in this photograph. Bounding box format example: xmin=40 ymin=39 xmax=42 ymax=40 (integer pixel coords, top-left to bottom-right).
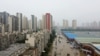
xmin=38 ymin=19 xmax=42 ymax=30
xmin=8 ymin=16 xmax=13 ymax=33
xmin=29 ymin=19 xmax=32 ymax=31
xmin=22 ymin=16 xmax=28 ymax=31
xmin=42 ymin=15 xmax=46 ymax=29
xmin=63 ymin=19 xmax=68 ymax=29
xmin=72 ymin=19 xmax=77 ymax=29
xmin=8 ymin=15 xmax=18 ymax=33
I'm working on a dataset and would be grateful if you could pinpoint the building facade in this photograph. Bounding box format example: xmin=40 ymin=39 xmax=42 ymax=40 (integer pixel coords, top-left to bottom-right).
xmin=72 ymin=19 xmax=77 ymax=29
xmin=16 ymin=13 xmax=22 ymax=32
xmin=8 ymin=16 xmax=13 ymax=33
xmin=42 ymin=13 xmax=53 ymax=32
xmin=8 ymin=15 xmax=18 ymax=33
xmin=31 ymin=15 xmax=37 ymax=32
xmin=0 ymin=12 xmax=9 ymax=32
xmin=25 ymin=30 xmax=50 ymax=56
xmin=63 ymin=19 xmax=68 ymax=29
xmin=0 ymin=12 xmax=9 ymax=24
xmin=38 ymin=19 xmax=42 ymax=30
xmin=22 ymin=16 xmax=28 ymax=31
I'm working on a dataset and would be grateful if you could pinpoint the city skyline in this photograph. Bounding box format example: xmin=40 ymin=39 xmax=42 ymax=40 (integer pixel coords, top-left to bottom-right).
xmin=0 ymin=0 xmax=100 ymax=56
xmin=1 ymin=0 xmax=100 ymax=26
xmin=0 ymin=11 xmax=100 ymax=29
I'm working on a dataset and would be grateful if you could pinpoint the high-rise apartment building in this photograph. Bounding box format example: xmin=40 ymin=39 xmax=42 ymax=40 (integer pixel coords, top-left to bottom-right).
xmin=53 ymin=21 xmax=55 ymax=27
xmin=8 ymin=15 xmax=18 ymax=33
xmin=0 ymin=12 xmax=9 ymax=32
xmin=43 ymin=13 xmax=53 ymax=32
xmin=16 ymin=13 xmax=22 ymax=32
xmin=63 ymin=19 xmax=68 ymax=29
xmin=8 ymin=16 xmax=13 ymax=33
xmin=31 ymin=15 xmax=37 ymax=31
xmin=22 ymin=16 xmax=28 ymax=31
xmin=42 ymin=15 xmax=46 ymax=29
xmin=72 ymin=19 xmax=77 ymax=29
xmin=0 ymin=11 xmax=9 ymax=24
xmin=28 ymin=19 xmax=32 ymax=31
xmin=38 ymin=19 xmax=43 ymax=30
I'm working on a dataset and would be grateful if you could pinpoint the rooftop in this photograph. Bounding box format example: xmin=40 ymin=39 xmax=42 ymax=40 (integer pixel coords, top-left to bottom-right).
xmin=63 ymin=31 xmax=100 ymax=43
xmin=90 ymin=43 xmax=100 ymax=55
xmin=63 ymin=31 xmax=76 ymax=39
xmin=0 ymin=43 xmax=29 ymax=56
xmin=92 ymin=44 xmax=100 ymax=51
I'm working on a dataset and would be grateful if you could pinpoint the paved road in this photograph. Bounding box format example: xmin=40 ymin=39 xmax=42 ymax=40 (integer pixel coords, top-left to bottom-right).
xmin=50 ymin=35 xmax=80 ymax=56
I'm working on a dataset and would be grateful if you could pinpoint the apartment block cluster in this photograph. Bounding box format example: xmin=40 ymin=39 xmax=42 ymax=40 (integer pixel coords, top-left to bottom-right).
xmin=0 ymin=30 xmax=50 ymax=56
xmin=0 ymin=11 xmax=53 ymax=56
xmin=62 ymin=19 xmax=100 ymax=30
xmin=0 ymin=33 xmax=25 ymax=50
xmin=24 ymin=30 xmax=50 ymax=56
xmin=63 ymin=19 xmax=77 ymax=29
xmin=0 ymin=11 xmax=53 ymax=34
xmin=82 ymin=21 xmax=100 ymax=29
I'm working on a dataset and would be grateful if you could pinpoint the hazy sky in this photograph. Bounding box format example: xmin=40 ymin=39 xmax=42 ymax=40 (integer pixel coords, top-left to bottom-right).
xmin=0 ymin=0 xmax=100 ymax=26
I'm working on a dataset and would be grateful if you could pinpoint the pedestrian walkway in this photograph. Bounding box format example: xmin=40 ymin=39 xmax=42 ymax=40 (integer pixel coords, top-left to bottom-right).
xmin=49 ymin=35 xmax=80 ymax=56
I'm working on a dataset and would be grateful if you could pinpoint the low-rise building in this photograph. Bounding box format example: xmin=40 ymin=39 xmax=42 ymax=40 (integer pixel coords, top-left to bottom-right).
xmin=62 ymin=31 xmax=100 ymax=56
xmin=0 ymin=33 xmax=26 ymax=51
xmin=0 ymin=34 xmax=8 ymax=50
xmin=20 ymin=48 xmax=38 ymax=56
xmin=0 ymin=43 xmax=29 ymax=56
xmin=25 ymin=30 xmax=50 ymax=56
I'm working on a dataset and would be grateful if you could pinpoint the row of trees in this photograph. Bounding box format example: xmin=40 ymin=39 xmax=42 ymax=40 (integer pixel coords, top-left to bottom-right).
xmin=41 ymin=29 xmax=56 ymax=56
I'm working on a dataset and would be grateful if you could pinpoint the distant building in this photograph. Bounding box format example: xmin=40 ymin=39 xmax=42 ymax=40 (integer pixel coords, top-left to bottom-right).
xmin=28 ymin=19 xmax=32 ymax=31
xmin=22 ymin=16 xmax=28 ymax=31
xmin=42 ymin=15 xmax=46 ymax=29
xmin=8 ymin=16 xmax=13 ymax=33
xmin=0 ymin=11 xmax=9 ymax=24
xmin=72 ymin=19 xmax=77 ymax=29
xmin=43 ymin=13 xmax=53 ymax=32
xmin=53 ymin=21 xmax=55 ymax=27
xmin=63 ymin=19 xmax=68 ymax=29
xmin=12 ymin=16 xmax=18 ymax=31
xmin=38 ymin=19 xmax=42 ymax=30
xmin=8 ymin=15 xmax=18 ymax=33
xmin=0 ymin=12 xmax=9 ymax=32
xmin=16 ymin=13 xmax=22 ymax=32
xmin=0 ymin=44 xmax=29 ymax=56
xmin=31 ymin=15 xmax=37 ymax=31
xmin=92 ymin=21 xmax=97 ymax=29
xmin=28 ymin=15 xmax=37 ymax=32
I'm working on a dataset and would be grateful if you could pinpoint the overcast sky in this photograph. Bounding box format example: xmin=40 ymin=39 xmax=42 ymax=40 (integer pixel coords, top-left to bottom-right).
xmin=0 ymin=0 xmax=100 ymax=26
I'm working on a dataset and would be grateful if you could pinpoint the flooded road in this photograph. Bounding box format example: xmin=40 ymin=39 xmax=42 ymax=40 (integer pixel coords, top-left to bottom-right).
xmin=49 ymin=34 xmax=80 ymax=56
